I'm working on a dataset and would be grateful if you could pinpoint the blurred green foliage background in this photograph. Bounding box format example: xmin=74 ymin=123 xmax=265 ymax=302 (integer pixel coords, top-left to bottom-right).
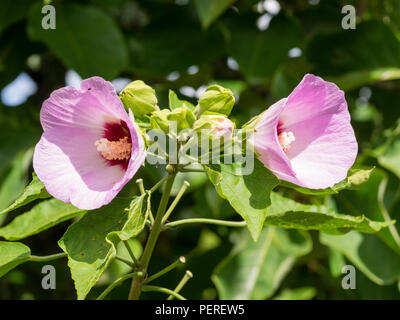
xmin=1 ymin=0 xmax=400 ymax=299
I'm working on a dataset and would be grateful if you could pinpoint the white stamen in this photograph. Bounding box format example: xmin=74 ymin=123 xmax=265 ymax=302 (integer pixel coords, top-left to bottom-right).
xmin=278 ymin=131 xmax=295 ymax=152
xmin=95 ymin=137 xmax=131 ymax=161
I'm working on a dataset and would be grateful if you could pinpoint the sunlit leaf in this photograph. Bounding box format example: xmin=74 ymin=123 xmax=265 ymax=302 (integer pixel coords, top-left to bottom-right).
xmin=0 ymin=173 xmax=50 ymax=216
xmin=0 ymin=198 xmax=84 ymax=240
xmin=0 ymin=241 xmax=30 ymax=277
xmin=206 ymin=160 xmax=279 ymax=241
xmin=212 ymin=227 xmax=311 ymax=299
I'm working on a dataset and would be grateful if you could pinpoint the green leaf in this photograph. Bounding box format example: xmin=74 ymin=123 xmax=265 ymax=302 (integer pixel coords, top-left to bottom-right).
xmin=58 ymin=195 xmax=150 ymax=299
xmin=320 ymin=232 xmax=400 ymax=285
xmin=0 ymin=0 xmax=32 ymax=36
xmin=327 ymin=68 xmax=400 ymax=91
xmin=377 ymin=124 xmax=400 ymax=179
xmin=335 ymin=168 xmax=400 ymax=255
xmin=305 ymin=20 xmax=400 ymax=76
xmin=274 ymin=287 xmax=316 ymax=300
xmin=107 ymin=193 xmax=150 ymax=241
xmin=212 ymin=227 xmax=312 ymax=299
xmin=263 ymin=192 xmax=392 ymax=234
xmin=206 ymin=160 xmax=279 ymax=241
xmin=0 ymin=173 xmax=50 ymax=216
xmin=229 ymin=14 xmax=303 ymax=83
xmin=0 ymin=241 xmax=30 ymax=277
xmin=194 ymin=0 xmax=237 ymax=29
xmin=168 ymin=90 xmax=195 ymax=111
xmin=0 ymin=149 xmax=33 ymax=212
xmin=328 ymin=248 xmax=346 ymax=277
xmin=0 ymin=198 xmax=84 ymax=241
xmin=27 ymin=3 xmax=128 ymax=79
xmin=129 ymin=25 xmax=224 ymax=76
xmin=281 ymin=168 xmax=375 ymax=195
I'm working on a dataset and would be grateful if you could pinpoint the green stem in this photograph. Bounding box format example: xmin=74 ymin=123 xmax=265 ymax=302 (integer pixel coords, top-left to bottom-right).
xmin=178 ymin=168 xmax=205 ymax=173
xmin=128 ymin=172 xmax=176 ymax=300
xmin=161 ymin=181 xmax=190 ymax=224
xmin=97 ymin=272 xmax=142 ymax=300
xmin=136 ymin=179 xmax=145 ymax=195
xmin=164 ymin=218 xmax=247 ymax=229
xmin=141 ymin=285 xmax=187 ymax=300
xmin=145 ymin=256 xmax=186 ymax=284
xmin=123 ymin=241 xmax=140 ymax=267
xmin=114 ymin=255 xmax=135 ymax=268
xmin=29 ymin=253 xmax=67 ymax=262
xmin=149 ymin=175 xmax=169 ymax=193
xmin=167 ymin=270 xmax=193 ymax=300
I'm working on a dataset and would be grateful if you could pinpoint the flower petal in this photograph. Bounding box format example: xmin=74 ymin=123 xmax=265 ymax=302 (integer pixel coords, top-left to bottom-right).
xmin=33 ymin=77 xmax=146 ymax=209
xmin=252 ymin=74 xmax=357 ymax=189
xmin=252 ymin=98 xmax=297 ymax=180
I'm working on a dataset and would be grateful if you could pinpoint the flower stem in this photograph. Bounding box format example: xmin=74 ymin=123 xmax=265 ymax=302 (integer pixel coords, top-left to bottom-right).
xmin=167 ymin=270 xmax=193 ymax=300
xmin=145 ymin=256 xmax=186 ymax=284
xmin=114 ymin=255 xmax=135 ymax=268
xmin=128 ymin=172 xmax=176 ymax=300
xmin=29 ymin=253 xmax=67 ymax=262
xmin=164 ymin=218 xmax=247 ymax=229
xmin=141 ymin=285 xmax=187 ymax=300
xmin=97 ymin=271 xmax=143 ymax=300
xmin=123 ymin=241 xmax=139 ymax=267
xmin=136 ymin=178 xmax=145 ymax=195
xmin=161 ymin=181 xmax=190 ymax=224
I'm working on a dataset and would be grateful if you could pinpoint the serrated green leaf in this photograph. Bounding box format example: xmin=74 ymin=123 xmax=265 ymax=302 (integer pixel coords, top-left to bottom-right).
xmin=107 ymin=193 xmax=150 ymax=241
xmin=320 ymin=232 xmax=400 ymax=285
xmin=206 ymin=160 xmax=279 ymax=241
xmin=27 ymin=3 xmax=128 ymax=79
xmin=0 ymin=173 xmax=50 ymax=216
xmin=263 ymin=192 xmax=393 ymax=234
xmin=212 ymin=227 xmax=311 ymax=299
xmin=0 ymin=241 xmax=30 ymax=277
xmin=58 ymin=195 xmax=151 ymax=299
xmin=194 ymin=0 xmax=237 ymax=29
xmin=0 ymin=198 xmax=84 ymax=241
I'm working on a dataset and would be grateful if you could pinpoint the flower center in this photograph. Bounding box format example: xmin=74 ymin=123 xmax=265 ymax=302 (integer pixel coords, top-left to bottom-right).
xmin=95 ymin=136 xmax=132 ymax=161
xmin=278 ymin=131 xmax=295 ymax=152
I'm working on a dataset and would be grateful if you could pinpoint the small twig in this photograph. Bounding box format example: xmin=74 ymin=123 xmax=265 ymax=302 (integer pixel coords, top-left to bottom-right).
xmin=141 ymin=285 xmax=187 ymax=300
xmin=167 ymin=270 xmax=193 ymax=300
xmin=29 ymin=253 xmax=67 ymax=262
xmin=161 ymin=181 xmax=190 ymax=224
xmin=145 ymin=256 xmax=186 ymax=284
xmin=123 ymin=241 xmax=140 ymax=267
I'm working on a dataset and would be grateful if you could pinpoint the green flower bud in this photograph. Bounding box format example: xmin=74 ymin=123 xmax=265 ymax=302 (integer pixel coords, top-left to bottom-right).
xmin=193 ymin=114 xmax=234 ymax=139
xmin=149 ymin=109 xmax=171 ymax=133
xmin=119 ymin=80 xmax=159 ymax=116
xmin=198 ymin=84 xmax=235 ymax=116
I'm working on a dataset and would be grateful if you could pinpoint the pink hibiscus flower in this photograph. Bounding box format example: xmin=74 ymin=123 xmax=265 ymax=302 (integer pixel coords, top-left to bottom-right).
xmin=33 ymin=77 xmax=146 ymax=210
xmin=250 ymin=74 xmax=357 ymax=189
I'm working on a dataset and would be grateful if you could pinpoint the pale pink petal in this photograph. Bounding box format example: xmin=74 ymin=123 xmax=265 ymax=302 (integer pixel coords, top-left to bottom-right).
xmin=252 ymin=74 xmax=357 ymax=189
xmin=251 ymin=98 xmax=297 ymax=180
xmin=33 ymin=77 xmax=146 ymax=209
